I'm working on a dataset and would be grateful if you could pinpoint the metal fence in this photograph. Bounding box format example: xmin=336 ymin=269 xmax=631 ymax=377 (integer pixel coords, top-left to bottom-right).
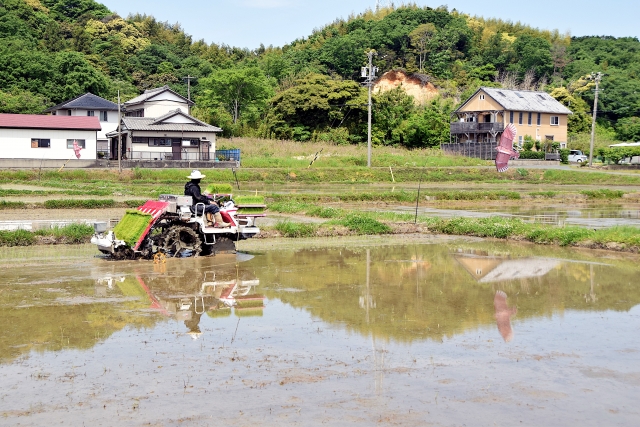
xmin=450 ymin=122 xmax=504 ymax=133
xmin=441 ymin=142 xmax=498 ymax=160
xmin=121 ymin=150 xmax=241 ymax=162
xmin=127 ymin=151 xmax=210 ymax=161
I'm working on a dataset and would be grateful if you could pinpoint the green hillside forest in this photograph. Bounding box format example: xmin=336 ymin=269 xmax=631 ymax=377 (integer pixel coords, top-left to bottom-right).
xmin=1 ymin=0 xmax=640 ymax=148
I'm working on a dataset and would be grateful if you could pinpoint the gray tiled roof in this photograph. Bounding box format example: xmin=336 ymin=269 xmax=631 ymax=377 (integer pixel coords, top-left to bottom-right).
xmin=45 ymin=93 xmax=119 ymax=112
xmin=124 ymin=85 xmax=194 ymax=106
xmin=121 ymin=115 xmax=222 ymax=133
xmin=458 ymin=87 xmax=573 ymax=114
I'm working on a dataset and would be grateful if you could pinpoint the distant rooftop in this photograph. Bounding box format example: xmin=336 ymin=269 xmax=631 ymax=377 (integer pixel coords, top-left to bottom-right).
xmin=0 ymin=114 xmax=101 ymax=130
xmin=457 ymin=87 xmax=573 ymax=114
xmin=45 ymin=93 xmax=118 ymax=113
xmin=124 ymin=85 xmax=194 ymax=106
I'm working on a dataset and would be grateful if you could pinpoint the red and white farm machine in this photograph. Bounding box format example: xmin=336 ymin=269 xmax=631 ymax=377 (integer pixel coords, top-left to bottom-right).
xmin=91 ymin=194 xmax=264 ymax=259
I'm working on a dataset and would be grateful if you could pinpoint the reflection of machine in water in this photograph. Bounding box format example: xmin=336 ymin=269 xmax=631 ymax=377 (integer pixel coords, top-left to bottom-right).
xmin=95 ymin=261 xmax=263 ymax=339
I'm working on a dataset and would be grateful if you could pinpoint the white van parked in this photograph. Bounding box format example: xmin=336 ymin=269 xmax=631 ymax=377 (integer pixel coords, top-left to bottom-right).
xmin=568 ymin=150 xmax=588 ymax=163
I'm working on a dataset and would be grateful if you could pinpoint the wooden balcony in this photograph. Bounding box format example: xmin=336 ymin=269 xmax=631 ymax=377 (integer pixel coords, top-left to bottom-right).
xmin=450 ymin=122 xmax=505 ymax=134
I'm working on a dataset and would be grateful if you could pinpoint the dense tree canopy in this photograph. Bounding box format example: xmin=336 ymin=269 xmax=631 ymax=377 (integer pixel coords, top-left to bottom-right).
xmin=1 ymin=0 xmax=639 ymax=147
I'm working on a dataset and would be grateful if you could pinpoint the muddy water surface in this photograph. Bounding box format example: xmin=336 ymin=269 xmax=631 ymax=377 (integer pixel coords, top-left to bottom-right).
xmin=1 ymin=237 xmax=640 ymax=426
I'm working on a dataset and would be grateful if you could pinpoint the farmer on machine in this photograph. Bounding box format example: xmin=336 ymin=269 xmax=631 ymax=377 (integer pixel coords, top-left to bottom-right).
xmin=184 ymin=170 xmax=230 ymax=228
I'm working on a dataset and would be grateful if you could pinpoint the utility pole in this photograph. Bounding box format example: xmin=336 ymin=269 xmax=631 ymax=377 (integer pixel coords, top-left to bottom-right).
xmin=117 ymin=90 xmax=122 ymax=173
xmin=361 ymin=50 xmax=377 ymax=168
xmin=588 ymin=72 xmax=603 ymax=167
xmin=183 ymin=75 xmax=197 ymax=114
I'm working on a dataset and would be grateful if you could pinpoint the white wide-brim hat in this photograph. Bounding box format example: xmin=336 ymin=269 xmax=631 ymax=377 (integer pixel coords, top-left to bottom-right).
xmin=187 ymin=170 xmax=206 ymax=179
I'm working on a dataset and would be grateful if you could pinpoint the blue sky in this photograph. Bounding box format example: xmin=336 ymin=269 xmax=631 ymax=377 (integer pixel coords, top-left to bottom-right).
xmin=100 ymin=1 xmax=637 ymax=49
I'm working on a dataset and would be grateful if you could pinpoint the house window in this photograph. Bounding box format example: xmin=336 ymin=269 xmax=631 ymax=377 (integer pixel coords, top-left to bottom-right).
xmin=528 ymin=112 xmax=532 ymax=125
xmin=509 ymin=111 xmax=514 ymax=123
xmin=550 ymin=116 xmax=559 ymax=126
xmin=149 ymin=138 xmax=171 ymax=147
xmin=31 ymin=138 xmax=50 ymax=148
xmin=67 ymin=110 xmax=71 ymax=116
xmin=518 ymin=136 xmax=524 ymax=146
xmin=189 ymin=139 xmax=199 ymax=146
xmin=518 ymin=112 xmax=523 ymax=125
xmin=133 ymin=137 xmax=149 ymax=144
xmin=537 ymin=113 xmax=541 ymax=126
xmin=87 ymin=111 xmax=95 ymax=117
xmin=100 ymin=111 xmax=108 ymax=121
xmin=67 ymin=139 xmax=86 ymax=149
xmin=125 ymin=109 xmax=144 ymax=118
xmin=479 ymin=94 xmax=485 ymax=100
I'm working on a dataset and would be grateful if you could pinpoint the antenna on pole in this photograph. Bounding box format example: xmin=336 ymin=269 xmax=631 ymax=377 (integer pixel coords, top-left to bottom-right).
xmin=361 ymin=50 xmax=378 ymax=168
xmin=182 ymin=75 xmax=197 ymax=114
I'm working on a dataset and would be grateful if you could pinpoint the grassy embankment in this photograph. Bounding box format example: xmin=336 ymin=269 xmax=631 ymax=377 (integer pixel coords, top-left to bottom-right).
xmin=267 ymin=201 xmax=640 ymax=252
xmin=0 ymin=223 xmax=94 ymax=246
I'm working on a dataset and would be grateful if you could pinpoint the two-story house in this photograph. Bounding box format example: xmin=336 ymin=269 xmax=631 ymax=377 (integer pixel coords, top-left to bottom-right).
xmin=450 ymin=87 xmax=572 ymax=148
xmin=107 ymin=86 xmax=221 ymax=161
xmin=45 ymin=93 xmax=120 ymax=158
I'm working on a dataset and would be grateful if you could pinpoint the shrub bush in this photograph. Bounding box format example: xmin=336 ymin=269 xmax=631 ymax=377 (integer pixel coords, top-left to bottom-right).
xmin=338 ymin=214 xmax=391 ymax=234
xmin=519 ymin=151 xmax=545 ymax=160
xmin=274 ymin=220 xmax=318 ymax=237
xmin=0 ymin=229 xmax=35 ymax=246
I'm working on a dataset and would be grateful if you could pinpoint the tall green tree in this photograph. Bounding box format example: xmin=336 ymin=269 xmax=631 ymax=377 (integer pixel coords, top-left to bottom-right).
xmin=397 ymin=98 xmax=453 ymax=148
xmin=409 ymin=23 xmax=436 ymax=72
xmin=372 ymin=87 xmax=416 ymax=145
xmin=268 ymin=73 xmax=366 ymax=140
xmin=199 ymin=67 xmax=275 ymax=126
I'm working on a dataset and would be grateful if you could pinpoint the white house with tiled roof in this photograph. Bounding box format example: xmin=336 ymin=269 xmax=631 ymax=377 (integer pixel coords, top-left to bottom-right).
xmin=100 ymin=85 xmax=222 ymax=161
xmin=451 ymin=87 xmax=572 ymax=147
xmin=107 ymin=109 xmax=221 ymax=161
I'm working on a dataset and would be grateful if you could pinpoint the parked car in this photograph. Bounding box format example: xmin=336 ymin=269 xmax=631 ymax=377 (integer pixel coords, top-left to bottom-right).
xmin=568 ymin=150 xmax=588 ymax=163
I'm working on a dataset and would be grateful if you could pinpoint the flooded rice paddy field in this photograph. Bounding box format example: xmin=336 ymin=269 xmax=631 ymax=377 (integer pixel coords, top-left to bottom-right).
xmin=1 ymin=237 xmax=640 ymax=426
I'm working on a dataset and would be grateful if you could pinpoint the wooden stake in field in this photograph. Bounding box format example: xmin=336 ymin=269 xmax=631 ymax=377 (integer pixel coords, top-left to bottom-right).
xmin=308 ymin=148 xmax=323 ymax=168
xmin=414 ymin=172 xmax=423 ymax=224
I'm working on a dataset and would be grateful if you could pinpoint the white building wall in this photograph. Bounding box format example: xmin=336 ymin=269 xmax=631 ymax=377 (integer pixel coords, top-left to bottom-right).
xmin=143 ymin=101 xmax=189 ymax=118
xmin=55 ymin=108 xmax=119 ymax=141
xmin=0 ymin=128 xmax=98 ymax=160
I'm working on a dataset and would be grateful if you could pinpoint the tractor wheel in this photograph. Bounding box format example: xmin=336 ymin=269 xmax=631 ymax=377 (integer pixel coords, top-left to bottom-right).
xmin=162 ymin=226 xmax=202 ymax=258
xmin=112 ymin=246 xmax=135 ymax=260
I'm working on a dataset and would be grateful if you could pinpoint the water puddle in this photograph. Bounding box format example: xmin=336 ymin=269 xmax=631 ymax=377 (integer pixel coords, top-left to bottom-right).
xmin=1 ymin=237 xmax=639 ymax=425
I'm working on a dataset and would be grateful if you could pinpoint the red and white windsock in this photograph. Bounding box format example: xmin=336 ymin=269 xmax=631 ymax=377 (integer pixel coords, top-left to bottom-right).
xmin=495 ymin=123 xmax=519 ymax=172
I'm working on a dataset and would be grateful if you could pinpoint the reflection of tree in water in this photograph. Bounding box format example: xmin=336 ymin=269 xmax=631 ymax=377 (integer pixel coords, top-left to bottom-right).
xmin=254 ymin=244 xmax=640 ymax=343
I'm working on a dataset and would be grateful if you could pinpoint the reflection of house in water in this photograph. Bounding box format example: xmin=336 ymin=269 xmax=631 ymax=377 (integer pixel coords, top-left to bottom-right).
xmin=454 ymin=251 xmax=559 ymax=282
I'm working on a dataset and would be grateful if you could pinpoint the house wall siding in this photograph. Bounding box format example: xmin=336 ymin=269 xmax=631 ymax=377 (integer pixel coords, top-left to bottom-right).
xmin=0 ymin=128 xmax=97 ymax=159
xmin=458 ymin=91 xmax=504 ymax=114
xmin=513 ymin=112 xmax=568 ymax=142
